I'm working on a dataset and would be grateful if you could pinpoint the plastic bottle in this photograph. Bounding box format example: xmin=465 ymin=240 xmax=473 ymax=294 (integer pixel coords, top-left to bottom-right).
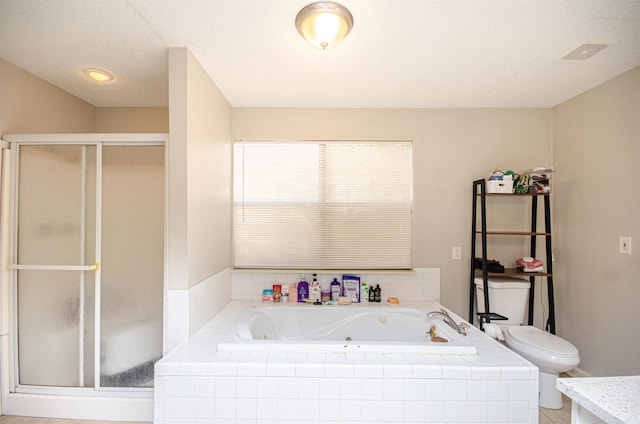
xmin=297 ymin=275 xmax=308 ymax=303
xmin=374 ymin=284 xmax=381 ymax=302
xmin=369 ymin=284 xmax=376 ymax=302
xmin=361 ymin=283 xmax=369 ymax=302
xmin=310 ymin=274 xmax=321 ymax=304
xmin=330 ymin=278 xmax=341 ymax=301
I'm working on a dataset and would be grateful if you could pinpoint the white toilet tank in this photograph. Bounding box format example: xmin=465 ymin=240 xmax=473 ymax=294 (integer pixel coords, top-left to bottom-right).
xmin=474 ymin=277 xmax=530 ymax=324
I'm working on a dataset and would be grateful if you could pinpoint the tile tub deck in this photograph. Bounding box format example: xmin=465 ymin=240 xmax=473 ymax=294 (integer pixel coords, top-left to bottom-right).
xmin=154 ymin=300 xmax=539 ymax=423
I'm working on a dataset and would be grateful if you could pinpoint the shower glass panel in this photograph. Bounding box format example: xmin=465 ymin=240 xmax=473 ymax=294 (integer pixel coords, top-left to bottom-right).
xmin=17 ymin=145 xmax=96 ymax=387
xmin=100 ymin=145 xmax=164 ymax=387
xmin=15 ymin=141 xmax=164 ymax=390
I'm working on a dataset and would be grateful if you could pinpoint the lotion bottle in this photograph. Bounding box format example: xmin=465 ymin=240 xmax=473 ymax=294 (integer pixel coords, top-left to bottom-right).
xmin=297 ymin=275 xmax=308 ymax=303
xmin=330 ymin=278 xmax=341 ymax=301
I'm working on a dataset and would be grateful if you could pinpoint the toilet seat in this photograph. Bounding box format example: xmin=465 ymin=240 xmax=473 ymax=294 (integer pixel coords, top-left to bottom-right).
xmin=506 ymin=325 xmax=578 ymax=357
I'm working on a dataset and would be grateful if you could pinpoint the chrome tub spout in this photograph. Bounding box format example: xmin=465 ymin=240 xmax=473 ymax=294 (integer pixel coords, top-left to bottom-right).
xmin=426 ymin=309 xmax=469 ymax=336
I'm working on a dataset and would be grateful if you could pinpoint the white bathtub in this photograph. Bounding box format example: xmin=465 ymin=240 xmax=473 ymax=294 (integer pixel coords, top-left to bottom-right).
xmin=217 ymin=304 xmax=477 ymax=355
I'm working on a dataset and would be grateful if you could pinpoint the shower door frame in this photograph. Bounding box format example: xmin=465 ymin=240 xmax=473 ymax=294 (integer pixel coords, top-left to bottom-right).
xmin=2 ymin=133 xmax=166 ymax=407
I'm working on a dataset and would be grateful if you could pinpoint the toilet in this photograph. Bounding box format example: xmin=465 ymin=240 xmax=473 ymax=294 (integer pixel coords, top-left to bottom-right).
xmin=475 ymin=277 xmax=580 ymax=409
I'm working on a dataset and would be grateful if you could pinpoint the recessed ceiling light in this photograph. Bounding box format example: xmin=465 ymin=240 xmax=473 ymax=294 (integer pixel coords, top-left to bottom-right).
xmin=83 ymin=68 xmax=113 ymax=82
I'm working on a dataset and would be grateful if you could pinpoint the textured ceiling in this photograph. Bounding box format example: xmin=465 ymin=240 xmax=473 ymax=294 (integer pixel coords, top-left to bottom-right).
xmin=1 ymin=0 xmax=639 ymax=108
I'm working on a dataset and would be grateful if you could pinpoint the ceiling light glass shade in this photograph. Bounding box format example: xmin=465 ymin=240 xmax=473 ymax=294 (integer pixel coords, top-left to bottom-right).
xmin=83 ymin=68 xmax=113 ymax=82
xmin=296 ymin=2 xmax=353 ymax=49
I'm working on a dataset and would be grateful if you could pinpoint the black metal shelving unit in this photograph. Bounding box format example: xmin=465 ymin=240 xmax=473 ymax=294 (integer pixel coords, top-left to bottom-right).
xmin=469 ymin=179 xmax=556 ymax=334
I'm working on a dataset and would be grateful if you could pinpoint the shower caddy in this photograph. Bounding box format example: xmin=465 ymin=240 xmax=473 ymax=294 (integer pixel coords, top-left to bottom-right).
xmin=468 ymin=178 xmax=556 ymax=333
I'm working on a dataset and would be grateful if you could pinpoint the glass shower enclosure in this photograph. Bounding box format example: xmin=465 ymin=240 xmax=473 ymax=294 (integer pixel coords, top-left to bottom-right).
xmin=9 ymin=135 xmax=164 ymax=391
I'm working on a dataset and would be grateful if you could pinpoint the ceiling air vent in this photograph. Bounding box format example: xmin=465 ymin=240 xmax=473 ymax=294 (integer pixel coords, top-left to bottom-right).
xmin=561 ymin=43 xmax=609 ymax=61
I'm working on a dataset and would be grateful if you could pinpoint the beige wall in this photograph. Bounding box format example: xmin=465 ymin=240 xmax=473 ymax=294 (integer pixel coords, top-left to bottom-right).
xmin=95 ymin=107 xmax=168 ymax=133
xmin=168 ymin=48 xmax=232 ymax=290
xmin=553 ymin=66 xmax=640 ymax=376
xmin=0 ymin=58 xmax=95 ymax=134
xmin=232 ymin=108 xmax=554 ymax=317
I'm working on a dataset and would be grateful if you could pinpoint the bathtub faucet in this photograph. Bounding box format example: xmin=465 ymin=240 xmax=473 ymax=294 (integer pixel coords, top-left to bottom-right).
xmin=426 ymin=309 xmax=469 ymax=336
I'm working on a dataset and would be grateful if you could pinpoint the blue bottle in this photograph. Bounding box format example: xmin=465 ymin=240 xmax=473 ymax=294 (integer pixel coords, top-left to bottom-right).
xmin=330 ymin=278 xmax=341 ymax=301
xmin=297 ymin=275 xmax=309 ymax=303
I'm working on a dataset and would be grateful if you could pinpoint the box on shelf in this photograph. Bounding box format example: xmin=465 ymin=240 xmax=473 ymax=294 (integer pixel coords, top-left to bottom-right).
xmin=486 ymin=179 xmax=513 ymax=194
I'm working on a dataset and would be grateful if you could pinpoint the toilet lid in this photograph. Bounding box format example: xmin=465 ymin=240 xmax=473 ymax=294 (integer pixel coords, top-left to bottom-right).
xmin=507 ymin=326 xmax=579 ymax=357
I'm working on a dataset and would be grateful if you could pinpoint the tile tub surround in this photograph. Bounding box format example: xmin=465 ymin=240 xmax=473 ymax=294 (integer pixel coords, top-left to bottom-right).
xmin=154 ymin=300 xmax=539 ymax=424
xmin=557 ymin=376 xmax=640 ymax=423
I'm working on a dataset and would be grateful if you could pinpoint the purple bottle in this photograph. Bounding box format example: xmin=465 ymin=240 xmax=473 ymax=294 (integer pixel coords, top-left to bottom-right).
xmin=297 ymin=275 xmax=308 ymax=303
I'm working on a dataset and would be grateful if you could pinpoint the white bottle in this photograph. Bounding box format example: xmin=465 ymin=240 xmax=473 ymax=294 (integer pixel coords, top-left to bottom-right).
xmin=361 ymin=283 xmax=369 ymax=302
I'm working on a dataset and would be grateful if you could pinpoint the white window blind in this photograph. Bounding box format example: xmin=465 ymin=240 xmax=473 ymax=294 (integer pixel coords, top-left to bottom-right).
xmin=233 ymin=141 xmax=413 ymax=269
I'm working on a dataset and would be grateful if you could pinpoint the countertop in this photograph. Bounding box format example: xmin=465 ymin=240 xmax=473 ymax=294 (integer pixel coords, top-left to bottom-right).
xmin=557 ymin=375 xmax=640 ymax=423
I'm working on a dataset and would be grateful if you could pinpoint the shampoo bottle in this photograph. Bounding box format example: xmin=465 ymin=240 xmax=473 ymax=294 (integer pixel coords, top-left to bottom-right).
xmin=310 ymin=274 xmax=321 ymax=303
xmin=330 ymin=278 xmax=341 ymax=301
xmin=297 ymin=275 xmax=308 ymax=303
xmin=361 ymin=283 xmax=369 ymax=302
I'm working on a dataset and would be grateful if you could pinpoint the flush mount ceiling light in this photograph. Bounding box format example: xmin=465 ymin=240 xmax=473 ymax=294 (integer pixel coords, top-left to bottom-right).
xmin=83 ymin=68 xmax=113 ymax=82
xmin=295 ymin=2 xmax=353 ymax=50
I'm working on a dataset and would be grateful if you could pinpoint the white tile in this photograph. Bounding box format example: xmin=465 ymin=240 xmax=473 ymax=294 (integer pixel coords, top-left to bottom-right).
xmin=172 ymin=397 xmax=194 ymax=419
xmin=382 ymin=400 xmax=403 ymax=422
xmin=208 ymin=361 xmax=237 ymax=376
xmin=298 ymin=399 xmax=320 ymax=421
xmin=179 ymin=362 xmax=209 ymax=376
xmin=278 ymin=377 xmax=300 ymax=398
xmin=361 ymin=378 xmax=384 ymax=400
xmin=319 ymin=399 xmax=342 ymax=421
xmin=299 ymin=378 xmax=320 ymax=399
xmin=340 ymin=378 xmax=362 ymax=400
xmin=194 ymin=377 xmax=216 ymax=397
xmin=193 ymin=397 xmax=214 ymax=419
xmin=256 ymin=376 xmax=278 ymax=397
xmin=256 ymin=398 xmax=278 ymax=420
xmin=383 ymin=364 xmax=412 ymax=378
xmin=340 ymin=399 xmax=362 ymax=421
xmin=403 ymin=379 xmax=425 ymax=401
xmin=508 ymin=401 xmax=530 ymax=422
xmin=236 ymin=361 xmax=267 ymax=376
xmin=467 ymin=401 xmax=489 ymax=422
xmin=472 ymin=366 xmax=502 ymax=380
xmin=214 ymin=397 xmax=236 ymax=419
xmin=424 ymin=400 xmax=446 ymax=423
xmin=445 ymin=401 xmax=467 ymax=423
xmin=487 ymin=380 xmax=509 ymax=401
xmin=266 ymin=361 xmax=296 ymax=376
xmin=277 ymin=397 xmax=298 ymax=420
xmin=235 ymin=377 xmax=257 ymax=398
xmin=235 ymin=398 xmax=257 ymax=420
xmin=325 ymin=363 xmax=354 ymax=378
xmin=319 ymin=378 xmax=342 ymax=399
xmin=296 ymin=362 xmax=325 ymax=377
xmin=501 ymin=366 xmax=531 ymax=380
xmin=412 ymin=364 xmax=442 ymax=378
xmin=162 ymin=376 xmax=174 ymax=397
xmin=467 ymin=380 xmax=488 ymax=402
xmin=215 ymin=377 xmax=236 ymax=398
xmin=354 ymin=363 xmax=384 ymax=378
xmin=509 ymin=380 xmax=531 ymax=401
xmin=174 ymin=376 xmax=196 ymax=397
xmin=361 ymin=399 xmax=383 ymax=422
xmin=403 ymin=400 xmax=426 ymax=422
xmin=383 ymin=379 xmax=404 ymax=401
xmin=425 ymin=379 xmax=446 ymax=401
xmin=487 ymin=401 xmax=509 ymax=422
xmin=445 ymin=380 xmax=467 ymax=401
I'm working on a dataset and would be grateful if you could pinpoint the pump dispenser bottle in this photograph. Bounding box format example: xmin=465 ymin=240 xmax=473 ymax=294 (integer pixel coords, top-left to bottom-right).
xmin=297 ymin=275 xmax=308 ymax=303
